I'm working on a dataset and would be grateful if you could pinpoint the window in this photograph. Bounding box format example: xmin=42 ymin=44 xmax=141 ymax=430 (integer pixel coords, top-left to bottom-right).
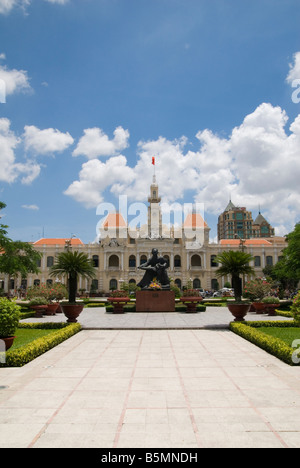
xmin=211 ymin=255 xmax=218 ymax=267
xmin=174 ymin=255 xmax=181 ymax=268
xmin=109 ymin=255 xmax=119 ymax=268
xmin=91 ymin=279 xmax=99 ymax=291
xmin=266 ymin=256 xmax=273 ymax=266
xmin=191 ymin=254 xmax=201 ymax=267
xmin=254 ymin=256 xmax=261 ymax=267
xmin=46 ymin=279 xmax=53 ymax=286
xmin=47 ymin=256 xmax=54 ymax=267
xmin=193 ymin=278 xmax=201 ymax=289
xmin=34 ymin=279 xmax=40 ymax=286
xmin=211 ymin=279 xmax=219 ymax=291
xmin=109 ymin=279 xmax=118 ymax=290
xmin=140 ymin=255 xmax=147 ymax=265
xmin=129 ymin=255 xmax=136 ymax=268
xmin=92 ymin=255 xmax=99 ymax=268
xmin=175 ymin=279 xmax=182 ymax=289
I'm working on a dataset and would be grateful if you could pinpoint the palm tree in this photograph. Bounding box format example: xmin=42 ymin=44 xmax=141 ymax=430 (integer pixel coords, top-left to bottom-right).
xmin=215 ymin=250 xmax=255 ymax=302
xmin=50 ymin=251 xmax=96 ymax=303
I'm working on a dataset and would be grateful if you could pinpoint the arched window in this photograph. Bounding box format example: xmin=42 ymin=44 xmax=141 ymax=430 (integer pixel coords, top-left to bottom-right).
xmin=211 ymin=279 xmax=219 ymax=291
xmin=109 ymin=255 xmax=119 ymax=268
xmin=109 ymin=279 xmax=118 ymax=290
xmin=129 ymin=279 xmax=136 ymax=285
xmin=129 ymin=255 xmax=136 ymax=268
xmin=92 ymin=255 xmax=99 ymax=268
xmin=174 ymin=255 xmax=181 ymax=268
xmin=47 ymin=256 xmax=54 ymax=267
xmin=140 ymin=255 xmax=147 ymax=265
xmin=164 ymin=255 xmax=170 ymax=268
xmin=191 ymin=254 xmax=201 ymax=267
xmin=175 ymin=278 xmax=182 ymax=289
xmin=193 ymin=278 xmax=201 ymax=289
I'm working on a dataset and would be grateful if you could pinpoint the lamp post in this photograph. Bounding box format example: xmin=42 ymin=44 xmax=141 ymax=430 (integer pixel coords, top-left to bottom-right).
xmin=235 ymin=234 xmax=246 ymax=291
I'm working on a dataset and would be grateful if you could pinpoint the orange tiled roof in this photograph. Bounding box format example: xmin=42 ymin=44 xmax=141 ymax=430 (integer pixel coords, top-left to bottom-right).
xmin=220 ymin=238 xmax=272 ymax=246
xmin=183 ymin=213 xmax=208 ymax=229
xmin=102 ymin=213 xmax=127 ymax=228
xmin=33 ymin=238 xmax=84 ymax=246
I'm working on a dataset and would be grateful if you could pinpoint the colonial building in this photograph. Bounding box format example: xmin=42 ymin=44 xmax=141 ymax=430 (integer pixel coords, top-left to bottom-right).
xmin=0 ymin=180 xmax=286 ymax=294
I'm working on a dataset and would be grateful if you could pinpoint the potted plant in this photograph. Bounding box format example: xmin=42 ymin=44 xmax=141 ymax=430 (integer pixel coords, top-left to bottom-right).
xmin=29 ymin=296 xmax=49 ymax=318
xmin=107 ymin=290 xmax=130 ymax=314
xmin=215 ymin=250 xmax=255 ymax=322
xmin=49 ymin=251 xmax=96 ymax=323
xmin=262 ymin=296 xmax=280 ymax=316
xmin=47 ymin=283 xmax=68 ymax=315
xmin=180 ymin=284 xmax=203 ymax=313
xmin=243 ymin=277 xmax=272 ymax=314
xmin=0 ymin=298 xmax=21 ymax=350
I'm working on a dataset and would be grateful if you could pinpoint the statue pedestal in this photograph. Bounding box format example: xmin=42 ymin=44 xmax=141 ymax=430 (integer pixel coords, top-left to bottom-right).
xmin=136 ymin=290 xmax=175 ymax=312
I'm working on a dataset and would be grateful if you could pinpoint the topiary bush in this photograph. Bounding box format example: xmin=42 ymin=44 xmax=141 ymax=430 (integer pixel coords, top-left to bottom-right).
xmin=0 ymin=298 xmax=21 ymax=338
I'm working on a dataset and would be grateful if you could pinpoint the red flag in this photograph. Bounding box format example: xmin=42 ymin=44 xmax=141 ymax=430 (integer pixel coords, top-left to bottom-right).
xmin=152 ymin=157 xmax=155 ymax=165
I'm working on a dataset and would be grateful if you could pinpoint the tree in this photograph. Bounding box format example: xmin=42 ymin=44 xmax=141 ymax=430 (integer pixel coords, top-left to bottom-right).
xmin=0 ymin=240 xmax=42 ymax=289
xmin=282 ymin=223 xmax=300 ymax=282
xmin=215 ymin=250 xmax=255 ymax=302
xmin=0 ymin=202 xmax=42 ymax=290
xmin=0 ymin=202 xmax=10 ymax=248
xmin=49 ymin=251 xmax=96 ymax=303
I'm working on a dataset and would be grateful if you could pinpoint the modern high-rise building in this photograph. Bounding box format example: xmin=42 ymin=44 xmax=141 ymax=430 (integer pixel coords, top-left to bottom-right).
xmin=218 ymin=200 xmax=275 ymax=241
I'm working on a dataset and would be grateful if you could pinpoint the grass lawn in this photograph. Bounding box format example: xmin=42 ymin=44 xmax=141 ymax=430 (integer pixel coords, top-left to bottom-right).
xmin=11 ymin=328 xmax=58 ymax=350
xmin=259 ymin=327 xmax=300 ymax=347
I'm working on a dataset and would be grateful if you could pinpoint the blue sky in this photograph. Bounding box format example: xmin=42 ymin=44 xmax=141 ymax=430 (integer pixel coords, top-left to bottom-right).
xmin=0 ymin=0 xmax=299 ymax=243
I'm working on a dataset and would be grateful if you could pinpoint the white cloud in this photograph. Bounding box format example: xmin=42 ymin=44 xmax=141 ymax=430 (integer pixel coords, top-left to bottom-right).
xmin=23 ymin=125 xmax=74 ymax=155
xmin=65 ymin=103 xmax=300 ymax=237
xmin=64 ymin=156 xmax=135 ymax=208
xmin=72 ymin=126 xmax=130 ymax=159
xmin=287 ymin=52 xmax=300 ymax=84
xmin=22 ymin=204 xmax=39 ymax=210
xmin=0 ymin=118 xmax=40 ymax=184
xmin=0 ymin=0 xmax=69 ymax=15
xmin=0 ymin=63 xmax=32 ymax=96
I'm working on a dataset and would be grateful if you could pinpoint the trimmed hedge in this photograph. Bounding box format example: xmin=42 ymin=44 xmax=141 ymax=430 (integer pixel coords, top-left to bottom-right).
xmin=1 ymin=322 xmax=81 ymax=368
xmin=230 ymin=321 xmax=299 ymax=366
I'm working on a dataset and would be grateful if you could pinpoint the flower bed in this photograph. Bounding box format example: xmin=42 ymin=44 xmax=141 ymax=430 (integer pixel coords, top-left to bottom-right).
xmin=230 ymin=320 xmax=300 ymax=366
xmin=0 ymin=322 xmax=81 ymax=367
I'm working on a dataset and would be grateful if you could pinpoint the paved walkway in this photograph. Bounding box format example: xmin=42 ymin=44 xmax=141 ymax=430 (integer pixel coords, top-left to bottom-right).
xmin=22 ymin=305 xmax=292 ymax=329
xmin=0 ymin=307 xmax=300 ymax=448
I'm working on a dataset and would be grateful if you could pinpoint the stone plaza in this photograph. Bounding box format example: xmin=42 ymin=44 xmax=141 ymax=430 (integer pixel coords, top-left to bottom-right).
xmin=1 ymin=306 xmax=300 ymax=449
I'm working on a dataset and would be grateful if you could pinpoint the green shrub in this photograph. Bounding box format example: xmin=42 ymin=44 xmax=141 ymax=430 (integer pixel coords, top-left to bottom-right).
xmin=291 ymin=291 xmax=300 ymax=324
xmin=230 ymin=321 xmax=299 ymax=366
xmin=28 ymin=297 xmax=48 ymax=306
xmin=262 ymin=296 xmax=280 ymax=304
xmin=0 ymin=298 xmax=21 ymax=338
xmin=1 ymin=323 xmax=81 ymax=367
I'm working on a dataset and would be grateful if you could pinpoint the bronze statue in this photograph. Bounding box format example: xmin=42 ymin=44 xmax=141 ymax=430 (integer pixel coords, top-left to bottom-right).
xmin=137 ymin=248 xmax=170 ymax=290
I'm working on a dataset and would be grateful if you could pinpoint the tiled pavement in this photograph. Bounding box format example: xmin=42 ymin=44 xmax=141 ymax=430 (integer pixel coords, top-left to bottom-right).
xmin=1 ymin=307 xmax=300 ymax=448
